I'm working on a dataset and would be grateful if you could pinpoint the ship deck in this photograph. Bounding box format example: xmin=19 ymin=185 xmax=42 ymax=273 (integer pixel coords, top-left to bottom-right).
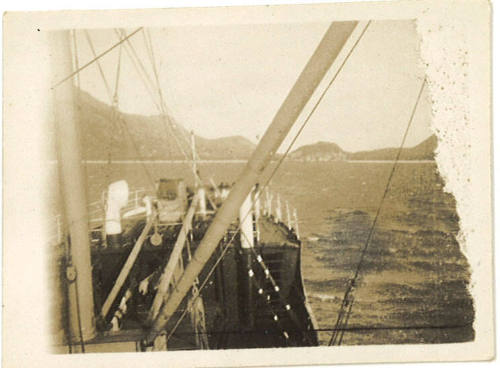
xmin=257 ymin=216 xmax=300 ymax=248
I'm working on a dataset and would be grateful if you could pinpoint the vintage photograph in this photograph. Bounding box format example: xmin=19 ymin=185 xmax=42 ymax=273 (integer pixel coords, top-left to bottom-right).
xmin=3 ymin=1 xmax=493 ymax=367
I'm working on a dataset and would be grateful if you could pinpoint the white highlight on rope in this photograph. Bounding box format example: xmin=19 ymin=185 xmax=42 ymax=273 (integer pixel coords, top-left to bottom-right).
xmin=119 ymin=296 xmax=128 ymax=314
xmin=139 ymin=278 xmax=149 ymax=295
xmin=111 ymin=316 xmax=120 ymax=331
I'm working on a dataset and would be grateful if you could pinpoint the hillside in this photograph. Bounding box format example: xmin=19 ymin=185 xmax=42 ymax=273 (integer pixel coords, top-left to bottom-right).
xmin=74 ymin=90 xmax=436 ymax=162
xmin=288 ymin=135 xmax=437 ymax=162
xmin=348 ymin=135 xmax=437 ymax=161
xmin=75 ymin=90 xmax=255 ymax=160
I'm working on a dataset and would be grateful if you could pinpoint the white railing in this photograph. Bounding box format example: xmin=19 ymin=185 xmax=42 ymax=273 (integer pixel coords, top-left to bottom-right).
xmin=50 ymin=186 xmax=298 ymax=247
xmin=261 ymin=189 xmax=300 ymax=240
xmin=87 ymin=187 xmax=153 ymax=224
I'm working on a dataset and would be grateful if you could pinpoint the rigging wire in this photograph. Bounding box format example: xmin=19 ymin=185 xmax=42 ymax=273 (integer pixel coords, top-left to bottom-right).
xmin=66 ymin=29 xmax=86 ymax=354
xmin=142 ymin=29 xmax=192 ymax=163
xmin=145 ymin=28 xmax=207 ymax=175
xmin=115 ymin=28 xmax=212 ymax=192
xmin=72 ymin=30 xmax=81 ymax=90
xmin=110 ymin=37 xmax=123 ymax=144
xmin=112 ymin=27 xmax=210 ymax=194
xmin=112 ymin=28 xmax=178 ymax=168
xmin=83 ymin=30 xmax=114 ymax=189
xmin=118 ymin=28 xmax=160 ymax=100
xmin=140 ymin=28 xmax=218 ymax=211
xmin=71 ymin=30 xmax=90 ymax=200
xmin=106 ymin=36 xmax=123 ymax=189
xmin=260 ymin=20 xmax=372 ymax=187
xmin=53 ymin=27 xmax=143 ymax=89
xmin=115 ymin=28 xmax=190 ymax=163
xmin=157 ymin=21 xmax=372 ymax=345
xmin=143 ymin=29 xmax=198 ymax=163
xmin=113 ymin=28 xmax=180 ymax=184
xmin=112 ymin=41 xmax=123 ymax=107
xmin=83 ymin=30 xmax=156 ymax=191
xmin=113 ymin=29 xmax=163 ymax=112
xmin=328 ymin=77 xmax=428 ymax=346
xmin=84 ymin=30 xmax=114 ymax=103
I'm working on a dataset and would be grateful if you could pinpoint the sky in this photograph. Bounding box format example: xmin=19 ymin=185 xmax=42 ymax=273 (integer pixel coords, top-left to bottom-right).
xmin=75 ymin=20 xmax=433 ymax=152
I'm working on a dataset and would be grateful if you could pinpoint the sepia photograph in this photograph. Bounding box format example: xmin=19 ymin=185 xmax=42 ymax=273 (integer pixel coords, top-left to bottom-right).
xmin=2 ymin=0 xmax=493 ymax=367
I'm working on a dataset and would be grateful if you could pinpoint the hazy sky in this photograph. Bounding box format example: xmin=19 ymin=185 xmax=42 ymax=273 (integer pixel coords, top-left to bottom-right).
xmin=75 ymin=20 xmax=432 ymax=152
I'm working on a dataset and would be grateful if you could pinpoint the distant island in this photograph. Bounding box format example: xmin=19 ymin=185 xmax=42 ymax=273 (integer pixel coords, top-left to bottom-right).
xmin=74 ymin=90 xmax=436 ymax=162
xmin=288 ymin=135 xmax=437 ymax=162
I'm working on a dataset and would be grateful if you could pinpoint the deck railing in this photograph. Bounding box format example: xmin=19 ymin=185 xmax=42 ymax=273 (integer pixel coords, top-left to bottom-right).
xmin=49 ymin=185 xmax=298 ymax=248
xmin=87 ymin=187 xmax=154 ymax=224
xmin=261 ymin=189 xmax=300 ymax=239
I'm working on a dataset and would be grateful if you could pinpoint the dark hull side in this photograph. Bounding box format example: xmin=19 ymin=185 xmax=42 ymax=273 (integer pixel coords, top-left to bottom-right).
xmin=52 ymin=216 xmax=318 ymax=352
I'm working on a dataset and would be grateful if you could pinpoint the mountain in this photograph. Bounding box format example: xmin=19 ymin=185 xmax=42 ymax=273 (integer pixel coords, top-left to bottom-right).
xmin=75 ymin=90 xmax=255 ymax=160
xmin=75 ymin=90 xmax=436 ymax=162
xmin=288 ymin=135 xmax=437 ymax=162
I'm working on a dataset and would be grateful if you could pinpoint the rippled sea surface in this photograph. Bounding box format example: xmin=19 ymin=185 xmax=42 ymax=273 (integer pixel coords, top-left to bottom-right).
xmin=58 ymin=160 xmax=473 ymax=346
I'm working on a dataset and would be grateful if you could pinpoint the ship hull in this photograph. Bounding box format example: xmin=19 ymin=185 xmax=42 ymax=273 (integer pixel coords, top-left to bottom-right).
xmin=52 ymin=214 xmax=317 ymax=352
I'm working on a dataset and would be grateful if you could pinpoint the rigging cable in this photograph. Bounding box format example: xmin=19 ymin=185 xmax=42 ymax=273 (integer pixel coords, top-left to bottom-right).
xmin=143 ymin=32 xmax=189 ymax=161
xmin=258 ymin=20 xmax=372 ymax=189
xmin=142 ymin=28 xmax=193 ymax=164
xmin=115 ymin=28 xmax=189 ymax=162
xmin=83 ymin=30 xmax=156 ymax=190
xmin=328 ymin=77 xmax=428 ymax=346
xmin=84 ymin=30 xmax=114 ymax=189
xmin=113 ymin=29 xmax=177 ymax=174
xmin=112 ymin=40 xmax=123 ymax=108
xmin=113 ymin=28 xmax=179 ymax=168
xmin=71 ymin=30 xmax=90 ymax=201
xmin=121 ymin=27 xmax=209 ymax=188
xmin=114 ymin=29 xmax=163 ymax=112
xmin=72 ymin=30 xmax=81 ymax=90
xmin=141 ymin=28 xmax=219 ymax=212
xmin=158 ymin=20 xmax=372 ymax=345
xmin=143 ymin=29 xmax=200 ymax=164
xmin=84 ymin=30 xmax=114 ymax=103
xmin=53 ymin=27 xmax=143 ymax=89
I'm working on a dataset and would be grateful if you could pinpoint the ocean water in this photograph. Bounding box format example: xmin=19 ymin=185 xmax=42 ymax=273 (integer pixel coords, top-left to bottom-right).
xmin=58 ymin=160 xmax=473 ymax=346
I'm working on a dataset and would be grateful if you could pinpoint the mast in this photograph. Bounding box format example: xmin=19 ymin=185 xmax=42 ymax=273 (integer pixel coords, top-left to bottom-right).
xmin=50 ymin=31 xmax=96 ymax=342
xmin=147 ymin=21 xmax=359 ymax=343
